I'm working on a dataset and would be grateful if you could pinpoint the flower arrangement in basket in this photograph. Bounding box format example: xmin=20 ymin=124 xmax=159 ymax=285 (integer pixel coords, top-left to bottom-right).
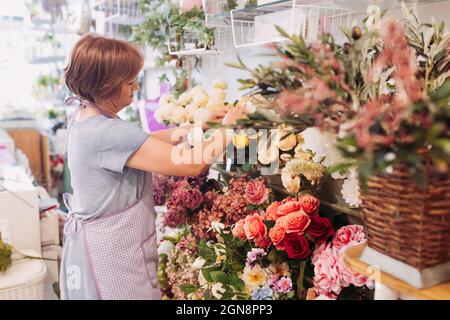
xmin=227 ymin=2 xmax=450 ymax=286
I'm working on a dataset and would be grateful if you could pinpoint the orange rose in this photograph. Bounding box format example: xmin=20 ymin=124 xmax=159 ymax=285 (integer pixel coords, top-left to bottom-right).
xmin=277 ymin=200 xmax=302 ymax=218
xmin=285 ymin=211 xmax=311 ymax=234
xmin=269 ymin=223 xmax=286 ymax=249
xmin=232 ymin=219 xmax=246 ymax=240
xmin=243 ymin=213 xmax=267 ymax=240
xmin=276 ymin=215 xmax=290 ymax=229
xmin=265 ymin=201 xmax=281 ymax=221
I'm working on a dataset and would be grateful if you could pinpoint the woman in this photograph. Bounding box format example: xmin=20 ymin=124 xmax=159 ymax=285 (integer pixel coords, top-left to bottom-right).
xmin=60 ymin=33 xmax=244 ymax=300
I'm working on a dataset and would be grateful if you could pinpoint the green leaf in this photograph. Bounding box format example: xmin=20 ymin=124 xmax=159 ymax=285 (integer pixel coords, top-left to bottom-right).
xmin=179 ymin=284 xmax=197 ymax=295
xmin=431 ymin=79 xmax=450 ymax=101
xmin=210 ymin=271 xmax=228 ymax=284
xmin=228 ymin=274 xmax=246 ymax=291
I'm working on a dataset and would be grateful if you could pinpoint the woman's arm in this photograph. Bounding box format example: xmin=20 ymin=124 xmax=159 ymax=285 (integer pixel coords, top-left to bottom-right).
xmin=126 ymin=106 xmax=245 ymax=176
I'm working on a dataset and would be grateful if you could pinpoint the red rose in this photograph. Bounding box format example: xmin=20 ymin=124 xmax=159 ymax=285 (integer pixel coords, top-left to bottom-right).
xmin=265 ymin=201 xmax=281 ymax=221
xmin=255 ymin=235 xmax=271 ymax=249
xmin=307 ymin=215 xmax=335 ymax=243
xmin=298 ymin=194 xmax=320 ymax=216
xmin=285 ymin=211 xmax=311 ymax=234
xmin=283 ymin=233 xmax=311 ymax=259
xmin=245 ymin=180 xmax=269 ymax=205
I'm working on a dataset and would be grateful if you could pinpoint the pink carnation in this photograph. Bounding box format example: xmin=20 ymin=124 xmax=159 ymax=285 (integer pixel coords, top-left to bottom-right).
xmin=332 ymin=225 xmax=366 ymax=249
xmin=273 ymin=276 xmax=293 ymax=294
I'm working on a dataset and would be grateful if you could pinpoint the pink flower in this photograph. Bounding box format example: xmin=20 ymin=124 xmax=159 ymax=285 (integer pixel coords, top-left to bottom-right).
xmin=273 ymin=276 xmax=293 ymax=294
xmin=312 ymin=245 xmax=342 ymax=297
xmin=332 ymin=225 xmax=366 ymax=249
xmin=184 ymin=188 xmax=203 ymax=210
xmin=232 ymin=219 xmax=246 ymax=240
xmin=245 ymin=179 xmax=269 ymax=205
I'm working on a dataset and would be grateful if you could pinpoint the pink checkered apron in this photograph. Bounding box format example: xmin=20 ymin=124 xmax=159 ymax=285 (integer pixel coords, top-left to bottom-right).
xmin=63 ymin=97 xmax=161 ymax=300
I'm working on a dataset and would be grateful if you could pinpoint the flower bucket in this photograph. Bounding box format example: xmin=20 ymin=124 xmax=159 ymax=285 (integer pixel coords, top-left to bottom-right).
xmin=360 ymin=164 xmax=450 ymax=288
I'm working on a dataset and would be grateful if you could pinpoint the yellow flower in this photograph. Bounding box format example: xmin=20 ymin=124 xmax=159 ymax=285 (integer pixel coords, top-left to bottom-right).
xmin=215 ymin=255 xmax=226 ymax=264
xmin=233 ymin=132 xmax=249 ymax=149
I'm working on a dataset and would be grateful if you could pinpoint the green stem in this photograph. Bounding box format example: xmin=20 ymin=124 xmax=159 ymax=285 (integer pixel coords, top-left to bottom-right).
xmin=296 ymin=260 xmax=307 ymax=300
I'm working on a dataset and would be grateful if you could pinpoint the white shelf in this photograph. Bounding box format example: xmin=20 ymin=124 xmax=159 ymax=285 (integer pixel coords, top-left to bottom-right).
xmin=93 ymin=0 xmax=144 ymax=25
xmin=229 ymin=1 xmax=353 ymax=48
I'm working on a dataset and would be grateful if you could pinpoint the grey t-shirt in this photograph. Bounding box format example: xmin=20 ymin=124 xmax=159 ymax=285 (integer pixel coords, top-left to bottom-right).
xmin=60 ymin=115 xmax=149 ymax=300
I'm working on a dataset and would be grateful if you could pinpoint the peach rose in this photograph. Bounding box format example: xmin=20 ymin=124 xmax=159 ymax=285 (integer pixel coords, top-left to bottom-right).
xmin=265 ymin=201 xmax=281 ymax=221
xmin=276 ymin=215 xmax=290 ymax=229
xmin=277 ymin=200 xmax=302 ymax=218
xmin=285 ymin=211 xmax=311 ymax=234
xmin=232 ymin=219 xmax=246 ymax=240
xmin=298 ymin=194 xmax=320 ymax=216
xmin=243 ymin=213 xmax=267 ymax=240
xmin=269 ymin=224 xmax=286 ymax=249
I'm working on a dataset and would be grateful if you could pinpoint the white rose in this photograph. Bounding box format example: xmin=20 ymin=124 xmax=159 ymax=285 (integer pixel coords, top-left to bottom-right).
xmin=157 ymin=240 xmax=175 ymax=256
xmin=190 ymin=85 xmax=207 ymax=96
xmin=193 ymin=107 xmax=211 ymax=123
xmin=192 ymin=257 xmax=206 ymax=269
xmin=171 ymin=106 xmax=188 ymax=124
xmin=159 ymin=94 xmax=175 ymax=106
xmin=163 ymin=227 xmax=183 ymax=239
xmin=177 ymin=91 xmax=193 ymax=106
xmin=281 ymin=173 xmax=301 ymax=194
xmin=210 ymin=88 xmax=226 ymax=101
xmin=153 ymin=108 xmax=165 ymax=123
xmin=212 ymin=79 xmax=228 ymax=90
xmin=192 ymin=93 xmax=209 ymax=107
xmin=211 ymin=282 xmax=226 ymax=299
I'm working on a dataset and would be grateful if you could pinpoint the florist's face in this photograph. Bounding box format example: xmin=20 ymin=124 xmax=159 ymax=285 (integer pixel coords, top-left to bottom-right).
xmin=116 ymin=77 xmax=140 ymax=109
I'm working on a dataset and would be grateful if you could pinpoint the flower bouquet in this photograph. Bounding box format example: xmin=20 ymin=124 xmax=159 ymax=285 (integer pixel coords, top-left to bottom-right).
xmin=154 ymin=79 xmax=229 ymax=126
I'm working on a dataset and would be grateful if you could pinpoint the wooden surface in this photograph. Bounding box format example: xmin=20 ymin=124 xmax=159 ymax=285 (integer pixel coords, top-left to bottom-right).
xmin=344 ymin=244 xmax=450 ymax=300
xmin=7 ymin=129 xmax=51 ymax=191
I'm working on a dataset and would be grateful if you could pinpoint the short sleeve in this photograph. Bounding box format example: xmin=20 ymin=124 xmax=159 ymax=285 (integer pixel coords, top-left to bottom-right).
xmin=97 ymin=117 xmax=149 ymax=174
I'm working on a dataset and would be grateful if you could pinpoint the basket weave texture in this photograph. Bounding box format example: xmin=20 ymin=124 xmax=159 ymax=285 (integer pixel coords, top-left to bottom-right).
xmin=362 ymin=165 xmax=450 ymax=270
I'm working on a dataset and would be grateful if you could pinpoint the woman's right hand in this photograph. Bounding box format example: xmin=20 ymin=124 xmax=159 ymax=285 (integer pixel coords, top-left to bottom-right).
xmin=222 ymin=105 xmax=247 ymax=126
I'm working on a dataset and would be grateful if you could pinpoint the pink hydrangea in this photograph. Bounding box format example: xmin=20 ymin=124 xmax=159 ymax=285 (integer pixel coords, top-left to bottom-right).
xmin=312 ymin=225 xmax=372 ymax=299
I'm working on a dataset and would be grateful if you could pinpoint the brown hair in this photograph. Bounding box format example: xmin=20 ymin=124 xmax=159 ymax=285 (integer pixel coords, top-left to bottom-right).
xmin=64 ymin=33 xmax=143 ymax=103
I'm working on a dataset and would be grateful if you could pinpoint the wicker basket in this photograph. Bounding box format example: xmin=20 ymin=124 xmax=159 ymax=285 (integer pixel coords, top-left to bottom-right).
xmin=361 ymin=165 xmax=450 ymax=270
xmin=0 ymin=258 xmax=47 ymax=300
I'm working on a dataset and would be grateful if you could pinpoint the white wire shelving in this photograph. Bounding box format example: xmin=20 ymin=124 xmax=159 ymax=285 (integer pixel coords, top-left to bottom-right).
xmin=229 ymin=0 xmax=354 ymax=48
xmin=92 ymin=0 xmax=144 ymax=25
